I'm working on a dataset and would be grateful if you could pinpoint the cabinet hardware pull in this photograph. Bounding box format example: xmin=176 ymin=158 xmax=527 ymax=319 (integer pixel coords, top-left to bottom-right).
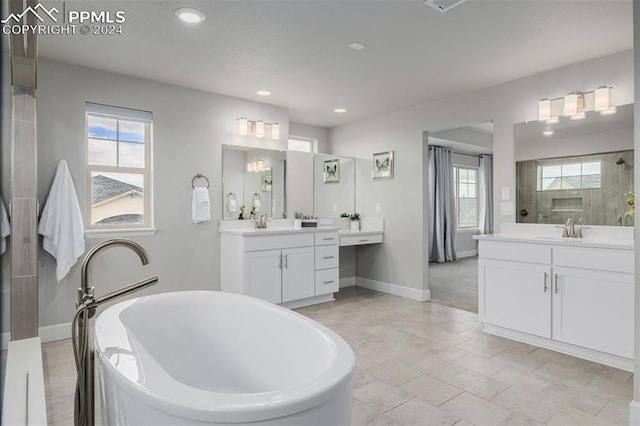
xmin=323 ymin=256 xmax=335 ymax=259
xmin=359 ymin=239 xmax=369 ymax=242
xmin=284 ymin=254 xmax=288 ymax=269
xmin=278 ymin=254 xmax=282 ymax=269
xmin=554 ymin=273 xmax=559 ymax=294
xmin=323 ymin=280 xmax=335 ymax=284
xmin=323 ymin=238 xmax=335 ymax=241
xmin=543 ymin=272 xmax=548 ymax=292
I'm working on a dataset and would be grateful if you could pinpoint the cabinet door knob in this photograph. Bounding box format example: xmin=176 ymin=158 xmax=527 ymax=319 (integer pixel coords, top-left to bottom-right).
xmin=543 ymin=272 xmax=549 ymax=292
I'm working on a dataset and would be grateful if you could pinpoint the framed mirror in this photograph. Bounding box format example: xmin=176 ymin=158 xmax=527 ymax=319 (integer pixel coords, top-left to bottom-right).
xmin=514 ymin=104 xmax=634 ymax=226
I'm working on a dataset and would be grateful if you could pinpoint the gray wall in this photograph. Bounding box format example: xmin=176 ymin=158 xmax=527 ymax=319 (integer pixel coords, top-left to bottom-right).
xmin=289 ymin=122 xmax=330 ymax=153
xmin=329 ymin=50 xmax=634 ymax=292
xmin=7 ymin=58 xmax=291 ymax=333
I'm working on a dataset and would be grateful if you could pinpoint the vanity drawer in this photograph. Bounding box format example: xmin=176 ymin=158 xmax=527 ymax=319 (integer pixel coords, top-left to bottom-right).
xmin=315 ymin=245 xmax=339 ymax=270
xmin=553 ymin=247 xmax=634 ymax=274
xmin=479 ymin=241 xmax=551 ymax=264
xmin=243 ymin=233 xmax=314 ymax=252
xmin=315 ymin=232 xmax=339 ymax=246
xmin=340 ymin=233 xmax=383 ymax=247
xmin=315 ymin=268 xmax=339 ymax=295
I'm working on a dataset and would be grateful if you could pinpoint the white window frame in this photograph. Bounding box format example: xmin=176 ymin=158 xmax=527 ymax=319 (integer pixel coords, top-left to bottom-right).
xmin=537 ymin=161 xmax=601 ymax=191
xmin=453 ymin=165 xmax=479 ymax=229
xmin=85 ymin=103 xmax=154 ymax=236
xmin=288 ymin=136 xmax=317 ymax=153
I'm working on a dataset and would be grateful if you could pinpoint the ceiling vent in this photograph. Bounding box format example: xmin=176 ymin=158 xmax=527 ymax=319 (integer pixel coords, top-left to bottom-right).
xmin=424 ymin=0 xmax=468 ymax=13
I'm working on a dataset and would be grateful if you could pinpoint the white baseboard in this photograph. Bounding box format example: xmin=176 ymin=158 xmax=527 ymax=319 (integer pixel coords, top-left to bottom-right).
xmin=356 ymin=277 xmax=430 ymax=302
xmin=1 ymin=322 xmax=72 ymax=350
xmin=630 ymin=401 xmax=640 ymax=425
xmin=340 ymin=276 xmax=356 ymax=288
xmin=457 ymin=250 xmax=478 ymax=258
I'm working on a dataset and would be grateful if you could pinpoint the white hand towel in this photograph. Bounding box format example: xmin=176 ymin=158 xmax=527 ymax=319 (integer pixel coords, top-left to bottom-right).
xmin=253 ymin=199 xmax=261 ymax=212
xmin=192 ymin=187 xmax=211 ymax=223
xmin=228 ymin=199 xmax=236 ymax=213
xmin=0 ymin=195 xmax=9 ymax=255
xmin=38 ymin=160 xmax=85 ymax=282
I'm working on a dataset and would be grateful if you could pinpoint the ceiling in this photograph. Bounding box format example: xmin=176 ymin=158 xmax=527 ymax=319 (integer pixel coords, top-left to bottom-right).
xmin=34 ymin=0 xmax=633 ymax=128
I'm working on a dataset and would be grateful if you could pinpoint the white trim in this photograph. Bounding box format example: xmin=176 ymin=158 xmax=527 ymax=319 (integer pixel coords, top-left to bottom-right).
xmin=84 ymin=227 xmax=157 ymax=239
xmin=457 ymin=249 xmax=478 ymax=258
xmin=629 ymin=401 xmax=640 ymax=425
xmin=340 ymin=276 xmax=356 ymax=288
xmin=1 ymin=322 xmax=72 ymax=350
xmin=356 ymin=277 xmax=430 ymax=302
xmin=484 ymin=323 xmax=633 ymax=372
xmin=280 ymin=294 xmax=334 ymax=309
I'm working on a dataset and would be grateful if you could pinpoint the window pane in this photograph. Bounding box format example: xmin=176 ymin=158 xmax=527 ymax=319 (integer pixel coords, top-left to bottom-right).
xmin=562 ymin=176 xmax=581 ymax=189
xmin=288 ymin=139 xmax=312 ymax=152
xmin=541 ymin=178 xmax=557 ymax=190
xmin=88 ymin=138 xmax=117 ymax=166
xmin=542 ymin=165 xmax=561 ymax=178
xmin=582 ymin=162 xmax=601 ymax=175
xmin=458 ymin=182 xmax=468 ymax=198
xmin=459 ymin=168 xmax=468 ymax=182
xmin=468 ymin=169 xmax=477 ymax=183
xmin=562 ymin=163 xmax=581 ymax=176
xmin=468 ymin=183 xmax=477 ymax=197
xmin=459 ymin=198 xmax=478 ymax=227
xmin=88 ymin=116 xmax=117 ymax=140
xmin=582 ymin=174 xmax=601 ymax=189
xmin=91 ymin=172 xmax=144 ymax=225
xmin=119 ymin=141 xmax=145 ymax=168
xmin=119 ymin=120 xmax=146 ymax=143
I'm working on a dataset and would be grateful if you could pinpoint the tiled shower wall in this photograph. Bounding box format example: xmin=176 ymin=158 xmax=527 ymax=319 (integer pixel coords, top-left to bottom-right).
xmin=516 ymin=150 xmax=634 ymax=226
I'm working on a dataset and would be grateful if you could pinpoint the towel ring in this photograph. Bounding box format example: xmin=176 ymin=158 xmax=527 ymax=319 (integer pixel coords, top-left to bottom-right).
xmin=192 ymin=174 xmax=210 ymax=189
xmin=227 ymin=192 xmax=236 ymax=201
xmin=253 ymin=193 xmax=261 ymax=202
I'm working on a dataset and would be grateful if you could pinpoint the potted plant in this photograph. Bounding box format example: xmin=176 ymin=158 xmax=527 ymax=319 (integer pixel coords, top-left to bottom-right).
xmin=349 ymin=212 xmax=360 ymax=232
xmin=294 ymin=212 xmax=303 ymax=229
xmin=238 ymin=204 xmax=246 ymax=220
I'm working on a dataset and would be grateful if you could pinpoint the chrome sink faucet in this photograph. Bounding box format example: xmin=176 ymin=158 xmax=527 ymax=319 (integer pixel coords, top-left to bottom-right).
xmin=555 ymin=217 xmax=589 ymax=238
xmin=255 ymin=214 xmax=268 ymax=229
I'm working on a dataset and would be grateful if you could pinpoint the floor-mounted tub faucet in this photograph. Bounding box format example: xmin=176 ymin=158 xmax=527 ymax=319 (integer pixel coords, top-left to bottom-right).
xmin=74 ymin=238 xmax=159 ymax=426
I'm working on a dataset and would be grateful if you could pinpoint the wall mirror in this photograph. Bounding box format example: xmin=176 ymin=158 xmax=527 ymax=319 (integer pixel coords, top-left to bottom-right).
xmin=313 ymin=153 xmax=355 ymax=216
xmin=222 ymin=145 xmax=286 ymax=219
xmin=514 ymin=103 xmax=634 ymax=226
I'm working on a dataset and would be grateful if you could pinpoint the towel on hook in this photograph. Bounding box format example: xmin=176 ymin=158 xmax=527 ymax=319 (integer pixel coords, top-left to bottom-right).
xmin=38 ymin=160 xmax=85 ymax=282
xmin=253 ymin=199 xmax=261 ymax=211
xmin=0 ymin=195 xmax=9 ymax=255
xmin=192 ymin=187 xmax=211 ymax=223
xmin=228 ymin=199 xmax=236 ymax=213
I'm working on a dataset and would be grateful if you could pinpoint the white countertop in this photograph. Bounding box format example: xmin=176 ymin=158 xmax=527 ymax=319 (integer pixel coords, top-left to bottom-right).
xmin=220 ymin=226 xmax=340 ymax=236
xmin=474 ymin=233 xmax=634 ymax=251
xmin=338 ymin=230 xmax=384 ymax=236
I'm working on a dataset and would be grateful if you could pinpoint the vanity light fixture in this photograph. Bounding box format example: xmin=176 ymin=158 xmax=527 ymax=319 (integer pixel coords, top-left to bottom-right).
xmin=237 ymin=117 xmax=280 ymax=139
xmin=246 ymin=160 xmax=268 ymax=173
xmin=537 ymin=86 xmax=615 ymax=123
xmin=175 ymin=8 xmax=206 ymax=23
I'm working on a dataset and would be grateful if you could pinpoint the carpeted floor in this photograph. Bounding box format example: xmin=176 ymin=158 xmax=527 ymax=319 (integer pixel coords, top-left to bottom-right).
xmin=428 ymin=256 xmax=478 ymax=313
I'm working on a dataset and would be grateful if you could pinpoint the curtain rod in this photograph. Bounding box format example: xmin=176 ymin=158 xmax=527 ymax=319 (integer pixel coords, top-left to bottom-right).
xmin=429 ymin=145 xmax=491 ymax=157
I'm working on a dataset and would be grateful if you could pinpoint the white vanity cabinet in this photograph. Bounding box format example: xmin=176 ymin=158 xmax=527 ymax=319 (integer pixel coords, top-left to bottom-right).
xmin=221 ymin=228 xmax=340 ymax=308
xmin=478 ymin=237 xmax=634 ymax=370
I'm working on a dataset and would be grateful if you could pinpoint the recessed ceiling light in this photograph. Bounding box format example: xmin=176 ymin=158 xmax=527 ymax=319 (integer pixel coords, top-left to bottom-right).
xmin=349 ymin=42 xmax=365 ymax=51
xmin=543 ymin=129 xmax=554 ymax=136
xmin=175 ymin=8 xmax=205 ymax=24
xmin=334 ymin=108 xmax=347 ymax=113
xmin=256 ymin=90 xmax=271 ymax=96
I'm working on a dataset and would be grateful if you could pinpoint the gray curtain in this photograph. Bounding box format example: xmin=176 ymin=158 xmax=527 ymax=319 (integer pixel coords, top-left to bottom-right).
xmin=479 ymin=154 xmax=494 ymax=235
xmin=429 ymin=146 xmax=457 ymax=263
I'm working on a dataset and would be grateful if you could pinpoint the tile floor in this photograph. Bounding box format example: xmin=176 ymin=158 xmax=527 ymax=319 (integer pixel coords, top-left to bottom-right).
xmin=4 ymin=287 xmax=634 ymax=425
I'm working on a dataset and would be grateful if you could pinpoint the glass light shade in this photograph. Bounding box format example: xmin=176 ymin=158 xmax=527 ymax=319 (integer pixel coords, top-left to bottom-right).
xmin=594 ymin=86 xmax=612 ymax=112
xmin=271 ymin=123 xmax=280 ymax=140
xmin=238 ymin=117 xmax=248 ymax=135
xmin=252 ymin=161 xmax=258 ymax=172
xmin=256 ymin=121 xmax=265 ymax=138
xmin=257 ymin=160 xmax=266 ymax=171
xmin=563 ymin=93 xmax=579 ymax=116
xmin=246 ymin=162 xmax=252 ymax=172
xmin=600 ymin=106 xmax=617 ymax=116
xmin=538 ymin=98 xmax=551 ymax=122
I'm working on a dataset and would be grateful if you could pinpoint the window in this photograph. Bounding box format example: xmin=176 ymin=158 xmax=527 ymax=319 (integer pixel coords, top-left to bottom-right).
xmin=288 ymin=136 xmax=316 ymax=153
xmin=453 ymin=166 xmax=479 ymax=229
xmin=537 ymin=161 xmax=601 ymax=191
xmin=86 ymin=103 xmax=152 ymax=229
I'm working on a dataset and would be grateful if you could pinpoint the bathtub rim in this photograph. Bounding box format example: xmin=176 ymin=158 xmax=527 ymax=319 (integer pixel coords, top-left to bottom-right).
xmin=95 ymin=290 xmax=355 ymax=423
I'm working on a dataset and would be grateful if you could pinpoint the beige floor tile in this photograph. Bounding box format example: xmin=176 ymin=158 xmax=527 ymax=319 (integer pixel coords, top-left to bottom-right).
xmin=456 ymin=339 xmax=510 ymax=358
xmin=368 ymin=413 xmax=402 ymax=426
xmin=453 ymin=353 xmax=506 ymax=376
xmin=368 ymin=360 xmax=423 ymax=386
xmin=401 ymin=374 xmax=463 ymax=407
xmin=446 ymin=370 xmax=510 ymax=400
xmin=491 ymin=387 xmax=563 ymax=423
xmin=497 ymin=413 xmax=544 ymax=426
xmin=533 ymin=361 xmax=596 ymax=390
xmin=491 ymin=349 xmax=546 ymax=372
xmin=453 ymin=421 xmax=475 ymax=426
xmin=584 ymin=376 xmax=634 ymax=402
xmin=412 ymin=356 xmax=468 ymax=382
xmin=491 ymin=366 xmax=551 ymax=394
xmin=528 ymin=348 xmax=581 ymax=368
xmin=428 ymin=331 xmax=470 ymax=347
xmin=353 ymin=367 xmax=378 ymax=389
xmin=440 ymin=392 xmax=512 ymax=425
xmin=351 ymin=402 xmax=382 ymax=426
xmin=540 ymin=381 xmax=609 ymax=416
xmin=546 ymin=406 xmax=605 ymax=426
xmin=572 ymin=359 xmax=633 ymax=384
xmin=353 ymin=380 xmax=413 ymax=413
xmin=596 ymin=398 xmax=632 ymax=425
xmin=458 ymin=327 xmax=507 ymax=344
xmin=386 ymin=398 xmax=460 ymax=426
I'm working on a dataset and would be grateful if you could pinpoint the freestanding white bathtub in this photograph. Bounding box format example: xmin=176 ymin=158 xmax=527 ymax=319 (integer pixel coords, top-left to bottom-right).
xmin=95 ymin=291 xmax=355 ymax=425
